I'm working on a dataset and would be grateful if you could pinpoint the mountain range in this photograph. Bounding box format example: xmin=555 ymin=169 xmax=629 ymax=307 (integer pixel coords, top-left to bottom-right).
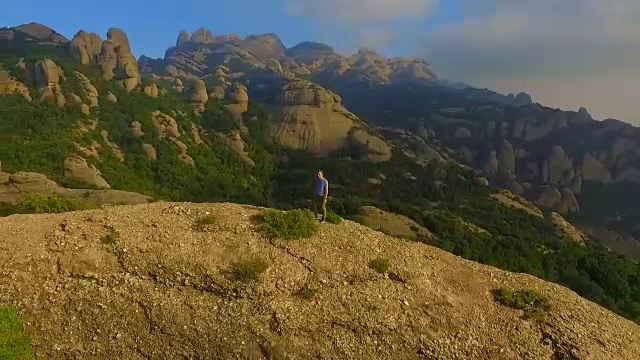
xmin=2 ymin=21 xmax=640 ymax=348
xmin=3 ymin=22 xmax=639 ymax=254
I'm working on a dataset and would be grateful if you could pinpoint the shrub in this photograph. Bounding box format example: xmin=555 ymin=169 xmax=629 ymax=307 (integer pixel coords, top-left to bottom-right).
xmin=368 ymin=257 xmax=391 ymax=274
xmin=348 ymin=215 xmax=367 ymax=225
xmin=231 ymin=257 xmax=270 ymax=282
xmin=16 ymin=192 xmax=93 ymax=214
xmin=493 ymin=287 xmax=551 ymax=320
xmin=325 ymin=212 xmax=343 ymax=225
xmin=260 ymin=209 xmax=318 ymax=240
xmin=101 ymin=231 xmax=118 ymax=245
xmin=0 ymin=306 xmax=35 ymax=359
xmin=194 ymin=213 xmax=217 ymax=231
xmin=298 ymin=286 xmax=319 ymax=300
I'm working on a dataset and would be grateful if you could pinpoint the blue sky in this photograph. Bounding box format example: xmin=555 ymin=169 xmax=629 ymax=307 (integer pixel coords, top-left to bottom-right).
xmin=4 ymin=0 xmax=640 ymax=123
xmin=4 ymin=0 xmax=463 ymax=58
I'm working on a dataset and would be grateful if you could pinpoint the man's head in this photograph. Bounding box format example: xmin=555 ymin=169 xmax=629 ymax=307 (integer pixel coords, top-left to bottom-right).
xmin=316 ymin=170 xmax=324 ymax=179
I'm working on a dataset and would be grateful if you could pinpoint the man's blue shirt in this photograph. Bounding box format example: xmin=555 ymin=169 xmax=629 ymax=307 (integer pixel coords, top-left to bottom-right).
xmin=315 ymin=178 xmax=328 ymax=196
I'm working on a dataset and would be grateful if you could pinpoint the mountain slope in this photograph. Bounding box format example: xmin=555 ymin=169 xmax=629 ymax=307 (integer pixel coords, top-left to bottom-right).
xmin=2 ymin=202 xmax=640 ymax=359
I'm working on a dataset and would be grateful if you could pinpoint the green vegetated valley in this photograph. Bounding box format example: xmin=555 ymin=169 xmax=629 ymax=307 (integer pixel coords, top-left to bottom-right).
xmin=1 ymin=22 xmax=640 ymax=352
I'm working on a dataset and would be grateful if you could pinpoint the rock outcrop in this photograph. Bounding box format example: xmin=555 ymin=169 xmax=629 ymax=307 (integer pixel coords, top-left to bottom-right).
xmin=70 ymin=31 xmax=103 ymax=65
xmin=151 ymin=111 xmax=181 ymax=138
xmin=0 ymin=71 xmax=32 ymax=101
xmin=225 ymin=83 xmax=249 ymax=118
xmin=0 ymin=171 xmax=151 ymax=205
xmin=96 ymin=28 xmax=140 ymax=91
xmin=176 ymin=30 xmax=190 ymax=46
xmin=267 ymin=79 xmax=391 ymax=160
xmin=188 ymin=79 xmax=208 ymax=113
xmin=75 ymin=71 xmax=99 ymax=107
xmin=13 ymin=22 xmax=68 ymax=43
xmin=33 ymin=59 xmax=66 ymax=106
xmin=63 ymin=157 xmax=111 ymax=189
xmin=143 ymin=83 xmax=159 ymax=97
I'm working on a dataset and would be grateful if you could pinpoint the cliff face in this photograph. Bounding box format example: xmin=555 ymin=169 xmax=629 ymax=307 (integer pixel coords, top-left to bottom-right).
xmin=1 ymin=202 xmax=639 ymax=359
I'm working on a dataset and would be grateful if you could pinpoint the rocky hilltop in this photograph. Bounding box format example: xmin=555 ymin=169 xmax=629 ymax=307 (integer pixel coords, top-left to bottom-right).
xmin=2 ymin=202 xmax=640 ymax=359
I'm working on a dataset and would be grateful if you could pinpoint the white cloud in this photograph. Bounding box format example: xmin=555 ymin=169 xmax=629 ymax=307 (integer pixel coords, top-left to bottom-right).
xmin=423 ymin=0 xmax=640 ymax=123
xmin=285 ymin=0 xmax=437 ymax=24
xmin=285 ymin=0 xmax=640 ymax=124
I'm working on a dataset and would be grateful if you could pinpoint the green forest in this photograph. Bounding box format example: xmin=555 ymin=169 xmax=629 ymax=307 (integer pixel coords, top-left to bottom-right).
xmin=1 ymin=39 xmax=640 ymax=326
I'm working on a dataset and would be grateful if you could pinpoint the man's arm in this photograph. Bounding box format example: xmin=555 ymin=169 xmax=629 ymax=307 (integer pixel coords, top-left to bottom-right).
xmin=324 ymin=180 xmax=329 ymax=200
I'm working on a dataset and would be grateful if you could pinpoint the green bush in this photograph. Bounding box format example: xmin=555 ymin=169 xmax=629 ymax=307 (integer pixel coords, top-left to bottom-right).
xmin=101 ymin=232 xmax=118 ymax=245
xmin=493 ymin=287 xmax=551 ymax=320
xmin=368 ymin=257 xmax=391 ymax=274
xmin=298 ymin=286 xmax=319 ymax=300
xmin=231 ymin=257 xmax=270 ymax=282
xmin=16 ymin=192 xmax=94 ymax=214
xmin=193 ymin=213 xmax=217 ymax=231
xmin=325 ymin=212 xmax=343 ymax=225
xmin=260 ymin=209 xmax=318 ymax=240
xmin=0 ymin=306 xmax=35 ymax=360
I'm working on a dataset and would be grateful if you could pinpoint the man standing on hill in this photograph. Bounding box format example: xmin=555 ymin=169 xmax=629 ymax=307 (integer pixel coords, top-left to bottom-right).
xmin=312 ymin=170 xmax=329 ymax=223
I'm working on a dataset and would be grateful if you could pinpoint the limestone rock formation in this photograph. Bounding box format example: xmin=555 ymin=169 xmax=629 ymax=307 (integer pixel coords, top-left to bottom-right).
xmin=176 ymin=30 xmax=190 ymax=46
xmin=514 ymin=92 xmax=533 ymax=105
xmin=143 ymin=83 xmax=159 ymax=97
xmin=63 ymin=157 xmax=111 ymax=189
xmin=33 ymin=59 xmax=66 ymax=106
xmin=237 ymin=34 xmax=287 ymax=60
xmin=4 ymin=172 xmax=60 ymax=194
xmin=190 ymin=28 xmax=214 ymax=44
xmin=224 ymin=131 xmax=254 ymax=166
xmin=100 ymin=130 xmax=125 ymax=161
xmin=267 ymin=79 xmax=391 ymax=160
xmin=130 ymin=121 xmax=144 ymax=137
xmin=498 ymin=140 xmax=516 ymax=174
xmin=557 ymin=188 xmax=580 ymax=214
xmin=170 ymin=139 xmax=195 ymax=166
xmin=550 ymin=212 xmax=588 ymax=243
xmin=152 ymin=111 xmax=181 ymax=139
xmin=226 ymin=83 xmax=249 ymax=118
xmin=211 ymin=85 xmax=225 ymax=100
xmin=13 ymin=22 xmax=68 ymax=43
xmin=543 ymin=145 xmax=574 ymax=186
xmin=0 ymin=171 xmax=152 ymax=205
xmin=75 ymin=71 xmax=99 ymax=107
xmin=536 ymin=185 xmax=562 ymax=209
xmin=535 ymin=186 xmax=579 ymax=214
xmin=70 ymin=31 xmax=103 ymax=65
xmin=581 ymin=152 xmax=612 ymax=183
xmin=188 ymin=79 xmax=208 ymax=113
xmin=349 ymin=129 xmax=393 ymax=162
xmin=106 ymin=92 xmax=118 ymax=103
xmin=0 ymin=71 xmax=32 ymax=101
xmin=141 ymin=143 xmax=157 ymax=160
xmin=97 ymin=28 xmax=140 ymax=91
xmin=484 ymin=150 xmax=499 ymax=173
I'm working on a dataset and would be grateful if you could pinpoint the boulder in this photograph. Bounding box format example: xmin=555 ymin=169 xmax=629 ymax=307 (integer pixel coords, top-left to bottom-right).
xmin=188 ymin=79 xmax=208 ymax=113
xmin=34 ymin=59 xmax=65 ymax=106
xmin=176 ymin=30 xmax=190 ymax=46
xmin=152 ymin=111 xmax=181 ymax=138
xmin=63 ymin=157 xmax=111 ymax=189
